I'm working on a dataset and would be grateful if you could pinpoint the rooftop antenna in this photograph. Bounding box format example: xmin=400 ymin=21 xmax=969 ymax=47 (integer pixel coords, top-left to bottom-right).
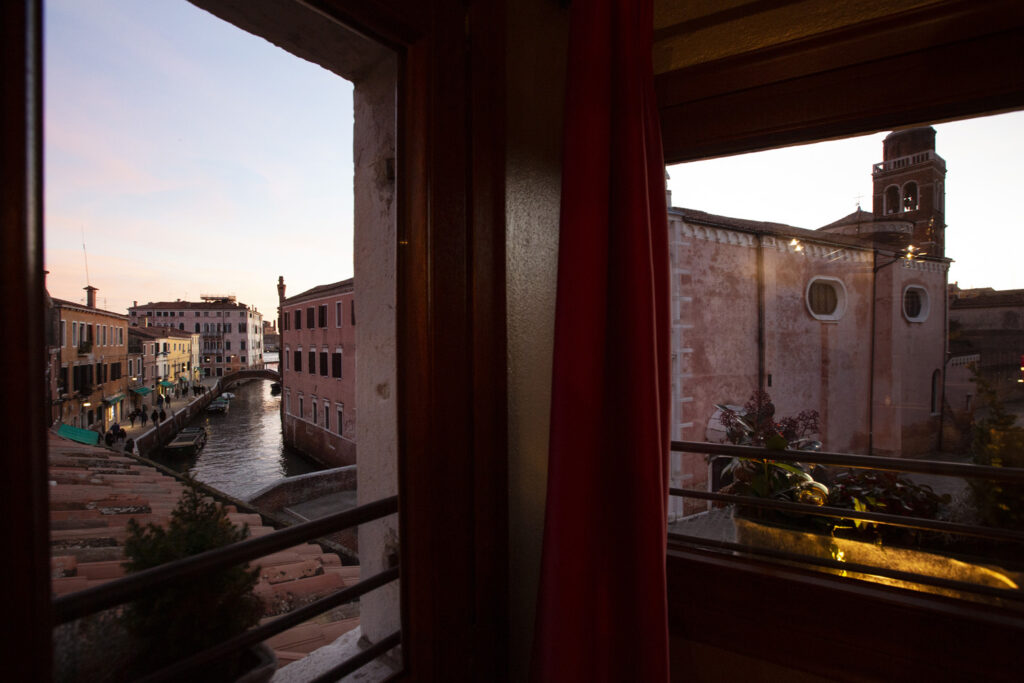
xmin=855 ymin=193 xmax=864 ymax=210
xmin=81 ymin=225 xmax=92 ymax=286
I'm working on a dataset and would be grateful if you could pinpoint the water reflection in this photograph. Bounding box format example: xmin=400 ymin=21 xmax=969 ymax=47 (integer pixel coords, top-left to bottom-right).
xmin=153 ymin=379 xmax=323 ymax=500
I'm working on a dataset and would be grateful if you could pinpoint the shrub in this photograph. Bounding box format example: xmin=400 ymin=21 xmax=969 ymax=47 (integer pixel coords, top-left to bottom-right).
xmin=120 ymin=481 xmax=263 ymax=680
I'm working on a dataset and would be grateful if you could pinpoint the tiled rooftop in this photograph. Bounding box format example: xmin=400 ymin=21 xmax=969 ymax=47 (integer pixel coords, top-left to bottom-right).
xmin=48 ymin=431 xmax=359 ymax=670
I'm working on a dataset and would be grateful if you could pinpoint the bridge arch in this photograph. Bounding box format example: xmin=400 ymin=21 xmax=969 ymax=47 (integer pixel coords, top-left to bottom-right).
xmin=220 ymin=368 xmax=281 ymax=387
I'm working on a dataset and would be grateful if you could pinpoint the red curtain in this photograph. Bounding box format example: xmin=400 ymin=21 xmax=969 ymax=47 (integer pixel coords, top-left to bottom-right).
xmin=531 ymin=1 xmax=670 ymax=681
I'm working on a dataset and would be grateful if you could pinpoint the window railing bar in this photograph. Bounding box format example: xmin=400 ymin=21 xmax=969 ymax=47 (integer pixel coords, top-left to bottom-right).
xmin=671 ymin=440 xmax=1024 ymax=484
xmin=668 ymin=532 xmax=1024 ymax=604
xmin=53 ymin=495 xmax=398 ymax=624
xmin=670 ymin=487 xmax=1024 ymax=544
xmin=308 ymin=630 xmax=402 ymax=683
xmin=137 ymin=566 xmax=400 ymax=683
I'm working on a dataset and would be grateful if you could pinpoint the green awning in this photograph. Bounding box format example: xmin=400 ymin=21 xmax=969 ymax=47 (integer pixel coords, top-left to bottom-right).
xmin=131 ymin=386 xmax=153 ymax=396
xmin=57 ymin=424 xmax=100 ymax=446
xmin=103 ymin=393 xmax=125 ymax=405
xmin=158 ymin=380 xmax=175 ymax=388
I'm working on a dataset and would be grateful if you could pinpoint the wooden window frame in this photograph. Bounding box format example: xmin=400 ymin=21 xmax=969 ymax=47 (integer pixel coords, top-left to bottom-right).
xmin=657 ymin=2 xmax=1024 ymax=679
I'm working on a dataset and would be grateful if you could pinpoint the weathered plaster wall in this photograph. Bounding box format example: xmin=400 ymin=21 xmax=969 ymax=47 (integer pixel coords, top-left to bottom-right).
xmin=352 ymin=54 xmax=398 ymax=645
xmin=282 ymin=413 xmax=356 ymax=467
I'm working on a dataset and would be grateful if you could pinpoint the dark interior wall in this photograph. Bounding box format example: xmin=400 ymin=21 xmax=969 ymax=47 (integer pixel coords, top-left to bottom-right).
xmin=504 ymin=1 xmax=569 ymax=679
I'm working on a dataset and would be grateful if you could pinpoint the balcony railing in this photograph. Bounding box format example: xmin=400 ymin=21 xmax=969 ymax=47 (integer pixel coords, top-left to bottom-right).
xmin=77 ymin=340 xmax=93 ymax=355
xmin=53 ymin=495 xmax=401 ymax=680
xmin=669 ymin=441 xmax=1024 ymax=606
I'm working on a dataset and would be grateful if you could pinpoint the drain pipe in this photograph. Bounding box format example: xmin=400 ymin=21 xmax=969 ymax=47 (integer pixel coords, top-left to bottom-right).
xmin=869 ymin=250 xmax=878 ymax=455
xmin=757 ymin=235 xmax=766 ymax=394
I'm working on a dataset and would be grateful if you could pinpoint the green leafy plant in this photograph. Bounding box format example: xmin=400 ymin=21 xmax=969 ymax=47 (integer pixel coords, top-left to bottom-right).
xmin=120 ymin=480 xmax=263 ymax=680
xmin=718 ymin=391 xmax=828 ymax=508
xmin=968 ymin=367 xmax=1024 ymax=530
xmin=827 ymin=469 xmax=950 ymax=545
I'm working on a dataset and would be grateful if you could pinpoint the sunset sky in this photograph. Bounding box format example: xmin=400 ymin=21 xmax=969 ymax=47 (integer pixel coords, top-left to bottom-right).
xmin=46 ymin=1 xmax=1022 ymax=320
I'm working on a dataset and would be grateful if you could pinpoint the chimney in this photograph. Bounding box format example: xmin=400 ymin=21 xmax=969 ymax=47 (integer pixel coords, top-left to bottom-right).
xmin=277 ymin=276 xmax=286 ymax=302
xmin=133 ymin=300 xmax=137 ymax=307
xmin=84 ymin=285 xmax=98 ymax=308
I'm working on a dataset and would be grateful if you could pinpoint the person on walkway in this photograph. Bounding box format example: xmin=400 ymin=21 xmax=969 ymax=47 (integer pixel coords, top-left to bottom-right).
xmin=104 ymin=430 xmax=115 ymax=448
xmin=128 ymin=411 xmax=136 ymax=428
xmin=124 ymin=437 xmax=135 ymax=455
xmin=159 ymin=408 xmax=167 ymax=422
xmin=157 ymin=394 xmax=164 ymax=408
xmin=151 ymin=409 xmax=158 ymax=425
xmin=140 ymin=410 xmax=148 ymax=427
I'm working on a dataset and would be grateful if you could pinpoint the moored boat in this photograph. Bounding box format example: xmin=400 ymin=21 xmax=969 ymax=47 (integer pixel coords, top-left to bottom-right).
xmin=163 ymin=427 xmax=208 ymax=456
xmin=207 ymin=398 xmax=230 ymax=414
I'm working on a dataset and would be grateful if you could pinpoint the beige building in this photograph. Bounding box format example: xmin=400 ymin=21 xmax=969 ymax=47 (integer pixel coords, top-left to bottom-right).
xmin=128 ymin=326 xmax=200 ymax=407
xmin=52 ymin=287 xmax=130 ymax=430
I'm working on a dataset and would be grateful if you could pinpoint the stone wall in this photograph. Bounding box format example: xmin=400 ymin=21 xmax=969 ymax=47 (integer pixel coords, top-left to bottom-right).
xmin=248 ymin=465 xmax=357 ymax=510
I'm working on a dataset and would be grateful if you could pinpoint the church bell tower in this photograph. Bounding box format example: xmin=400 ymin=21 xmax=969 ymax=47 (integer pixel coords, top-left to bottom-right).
xmin=871 ymin=127 xmax=947 ymax=257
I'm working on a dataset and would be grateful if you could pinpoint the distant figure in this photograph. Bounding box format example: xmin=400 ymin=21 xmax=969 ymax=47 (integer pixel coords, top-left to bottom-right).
xmin=159 ymin=408 xmax=167 ymax=422
xmin=124 ymin=437 xmax=135 ymax=454
xmin=104 ymin=431 xmax=115 ymax=448
xmin=157 ymin=395 xmax=164 ymax=408
xmin=151 ymin=409 xmax=158 ymax=425
xmin=128 ymin=411 xmax=136 ymax=428
xmin=140 ymin=410 xmax=148 ymax=427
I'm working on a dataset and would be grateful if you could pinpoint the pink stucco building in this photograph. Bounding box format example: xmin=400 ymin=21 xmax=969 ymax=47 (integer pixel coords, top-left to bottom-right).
xmin=278 ymin=277 xmax=357 ymax=467
xmin=670 ymin=128 xmax=950 ymax=518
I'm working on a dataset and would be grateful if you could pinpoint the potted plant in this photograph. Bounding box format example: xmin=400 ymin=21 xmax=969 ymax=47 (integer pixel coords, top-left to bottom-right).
xmin=120 ymin=480 xmax=273 ymax=682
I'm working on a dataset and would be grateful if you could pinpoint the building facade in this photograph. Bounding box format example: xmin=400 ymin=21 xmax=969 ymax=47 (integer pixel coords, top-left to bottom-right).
xmin=128 ymin=296 xmax=264 ymax=377
xmin=52 ymin=287 xmax=130 ymax=430
xmin=670 ymin=129 xmax=950 ymax=518
xmin=128 ymin=326 xmax=200 ymax=411
xmin=278 ymin=277 xmax=357 ymax=467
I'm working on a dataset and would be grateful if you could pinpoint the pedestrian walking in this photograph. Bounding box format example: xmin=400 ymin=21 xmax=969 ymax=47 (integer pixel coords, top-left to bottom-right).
xmin=151 ymin=409 xmax=158 ymax=425
xmin=140 ymin=410 xmax=148 ymax=426
xmin=104 ymin=430 xmax=115 ymax=448
xmin=124 ymin=437 xmax=135 ymax=454
xmin=128 ymin=411 xmax=136 ymax=428
xmin=157 ymin=394 xmax=164 ymax=408
xmin=159 ymin=408 xmax=167 ymax=422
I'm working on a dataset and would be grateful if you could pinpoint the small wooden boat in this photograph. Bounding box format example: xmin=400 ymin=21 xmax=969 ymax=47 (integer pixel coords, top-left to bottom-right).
xmin=206 ymin=398 xmax=230 ymax=414
xmin=164 ymin=427 xmax=207 ymax=456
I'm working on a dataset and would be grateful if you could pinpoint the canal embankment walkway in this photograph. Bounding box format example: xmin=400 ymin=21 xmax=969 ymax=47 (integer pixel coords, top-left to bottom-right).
xmin=112 ymin=376 xmax=224 ymax=457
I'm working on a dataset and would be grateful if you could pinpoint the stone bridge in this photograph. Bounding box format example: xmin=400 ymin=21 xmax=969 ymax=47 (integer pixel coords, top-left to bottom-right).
xmin=221 ymin=368 xmax=281 ymax=386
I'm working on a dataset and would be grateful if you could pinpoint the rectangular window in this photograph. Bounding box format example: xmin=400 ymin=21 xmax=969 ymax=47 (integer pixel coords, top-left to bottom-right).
xmin=308 ymin=350 xmax=316 ymax=374
xmin=335 ymin=301 xmax=342 ymax=327
xmin=332 ymin=351 xmax=342 ymax=378
xmin=337 ymin=404 xmax=344 ymax=436
xmin=285 ymin=348 xmax=290 ymax=370
xmin=285 ymin=392 xmax=291 ymax=415
xmin=350 ymin=300 xmax=355 ymax=325
xmin=283 ymin=313 xmax=289 ymax=331
xmin=87 ymin=323 xmax=93 ymax=342
xmin=224 ymin=323 xmax=232 ymax=333
xmin=306 ymin=307 xmax=314 ymax=328
xmin=216 ymin=356 xmax=222 ymax=363
xmin=312 ymin=398 xmax=318 ymax=424
xmin=240 ymin=340 xmax=246 ymax=350
xmin=294 ymin=350 xmax=302 ymax=372
xmin=298 ymin=396 xmax=304 ymax=419
xmin=61 ymin=320 xmax=66 ymax=347
xmin=118 ymin=327 xmax=124 ymax=345
xmin=324 ymin=402 xmax=330 ymax=430
xmin=318 ymin=304 xmax=327 ymax=328
xmin=319 ymin=351 xmax=328 ymax=376
xmin=225 ymin=341 xmax=231 ymax=350
xmin=241 ymin=356 xmax=246 ymax=363
xmin=294 ymin=309 xmax=301 ymax=329
xmin=72 ymin=321 xmax=79 ymax=347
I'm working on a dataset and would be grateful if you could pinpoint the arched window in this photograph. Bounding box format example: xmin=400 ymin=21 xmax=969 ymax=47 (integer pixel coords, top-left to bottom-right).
xmin=902 ymin=181 xmax=919 ymax=211
xmin=885 ymin=185 xmax=900 ymax=214
xmin=903 ymin=285 xmax=929 ymax=322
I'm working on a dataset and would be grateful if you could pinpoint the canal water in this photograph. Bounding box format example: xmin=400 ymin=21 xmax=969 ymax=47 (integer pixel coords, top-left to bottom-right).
xmin=152 ymin=378 xmax=323 ymax=500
